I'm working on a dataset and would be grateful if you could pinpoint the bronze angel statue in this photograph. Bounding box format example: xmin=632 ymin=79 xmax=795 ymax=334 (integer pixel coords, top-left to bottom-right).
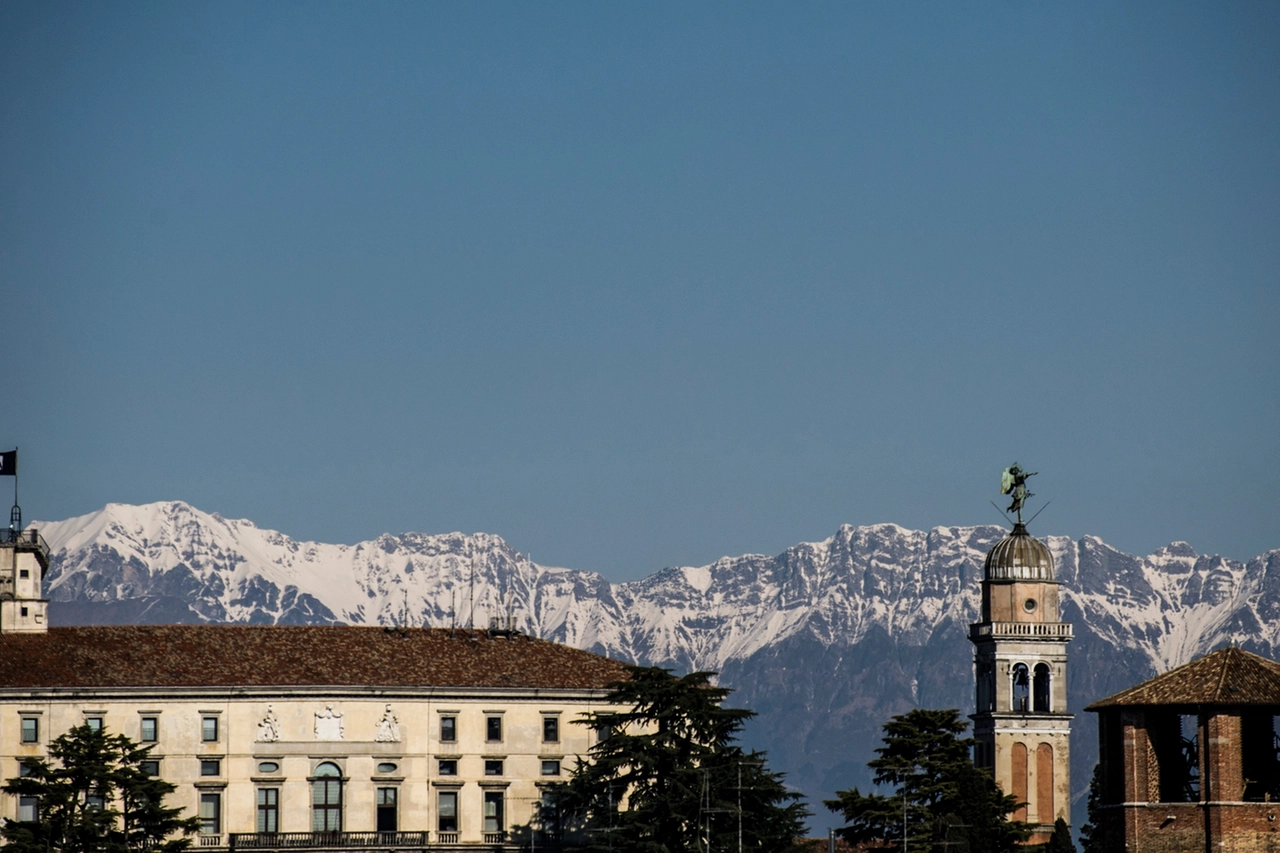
xmin=1001 ymin=463 xmax=1036 ymax=523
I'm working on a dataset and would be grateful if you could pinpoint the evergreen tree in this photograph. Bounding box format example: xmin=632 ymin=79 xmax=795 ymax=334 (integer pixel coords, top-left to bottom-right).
xmin=551 ymin=666 xmax=809 ymax=853
xmin=1078 ymin=764 xmax=1106 ymax=853
xmin=824 ymin=709 xmax=1029 ymax=853
xmin=1041 ymin=817 xmax=1075 ymax=853
xmin=2 ymin=723 xmax=197 ymax=853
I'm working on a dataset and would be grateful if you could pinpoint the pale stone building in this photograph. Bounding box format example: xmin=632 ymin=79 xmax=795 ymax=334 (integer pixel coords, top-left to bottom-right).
xmin=969 ymin=521 xmax=1073 ymax=844
xmin=0 ymin=527 xmax=627 ymax=851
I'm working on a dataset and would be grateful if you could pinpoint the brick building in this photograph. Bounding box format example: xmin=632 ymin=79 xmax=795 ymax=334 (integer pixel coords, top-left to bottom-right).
xmin=1086 ymin=647 xmax=1280 ymax=852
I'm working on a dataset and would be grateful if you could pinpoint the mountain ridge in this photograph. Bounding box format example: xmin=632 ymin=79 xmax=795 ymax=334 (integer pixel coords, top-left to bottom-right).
xmin=31 ymin=500 xmax=1280 ymax=832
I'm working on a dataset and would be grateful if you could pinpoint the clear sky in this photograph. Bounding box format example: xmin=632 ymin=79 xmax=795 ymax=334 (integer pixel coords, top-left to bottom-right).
xmin=2 ymin=2 xmax=1276 ymax=580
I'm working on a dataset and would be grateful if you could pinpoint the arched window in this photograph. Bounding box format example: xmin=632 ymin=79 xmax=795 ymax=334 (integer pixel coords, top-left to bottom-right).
xmin=312 ymin=762 xmax=342 ymax=832
xmin=1012 ymin=664 xmax=1030 ymax=713
xmin=1033 ymin=663 xmax=1051 ymax=712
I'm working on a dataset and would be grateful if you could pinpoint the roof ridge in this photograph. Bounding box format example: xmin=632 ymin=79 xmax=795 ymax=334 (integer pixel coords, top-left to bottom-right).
xmin=1213 ymin=647 xmax=1233 ymax=702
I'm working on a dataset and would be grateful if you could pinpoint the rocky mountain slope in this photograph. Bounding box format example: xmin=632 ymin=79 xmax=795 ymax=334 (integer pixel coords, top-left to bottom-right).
xmin=33 ymin=501 xmax=1280 ymax=832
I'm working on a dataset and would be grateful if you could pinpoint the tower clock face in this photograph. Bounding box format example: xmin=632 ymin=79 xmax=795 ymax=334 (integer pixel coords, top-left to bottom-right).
xmin=1023 ymin=598 xmax=1037 ymax=612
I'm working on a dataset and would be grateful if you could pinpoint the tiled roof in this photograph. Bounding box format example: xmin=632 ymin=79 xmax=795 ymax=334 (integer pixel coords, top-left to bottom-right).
xmin=1086 ymin=647 xmax=1280 ymax=710
xmin=0 ymin=626 xmax=630 ymax=691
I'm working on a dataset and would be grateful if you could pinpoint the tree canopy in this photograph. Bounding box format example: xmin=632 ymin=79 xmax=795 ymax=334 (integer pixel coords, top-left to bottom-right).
xmin=2 ymin=723 xmax=198 ymax=853
xmin=825 ymin=708 xmax=1029 ymax=853
xmin=549 ymin=665 xmax=809 ymax=853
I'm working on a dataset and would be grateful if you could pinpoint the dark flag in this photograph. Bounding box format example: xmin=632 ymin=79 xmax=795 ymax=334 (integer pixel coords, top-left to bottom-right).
xmin=0 ymin=449 xmax=14 ymax=476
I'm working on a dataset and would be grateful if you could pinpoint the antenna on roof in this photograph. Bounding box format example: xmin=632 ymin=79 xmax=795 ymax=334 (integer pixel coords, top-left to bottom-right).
xmin=468 ymin=552 xmax=477 ymax=631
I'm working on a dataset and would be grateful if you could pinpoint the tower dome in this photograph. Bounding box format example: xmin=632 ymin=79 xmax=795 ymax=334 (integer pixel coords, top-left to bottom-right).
xmin=983 ymin=522 xmax=1054 ymax=581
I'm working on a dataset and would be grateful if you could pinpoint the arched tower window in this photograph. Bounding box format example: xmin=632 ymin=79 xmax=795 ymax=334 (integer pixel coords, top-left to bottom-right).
xmin=312 ymin=762 xmax=343 ymax=831
xmin=1012 ymin=663 xmax=1030 ymax=713
xmin=1033 ymin=663 xmax=1051 ymax=713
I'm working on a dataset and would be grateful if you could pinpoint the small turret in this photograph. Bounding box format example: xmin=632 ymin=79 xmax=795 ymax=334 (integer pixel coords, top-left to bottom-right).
xmin=0 ymin=525 xmax=50 ymax=633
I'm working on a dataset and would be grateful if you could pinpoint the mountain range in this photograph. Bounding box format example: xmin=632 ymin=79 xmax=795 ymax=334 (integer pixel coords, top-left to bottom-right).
xmin=32 ymin=500 xmax=1280 ymax=832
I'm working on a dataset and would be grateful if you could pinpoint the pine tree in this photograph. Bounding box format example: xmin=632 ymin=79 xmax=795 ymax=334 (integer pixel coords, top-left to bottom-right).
xmin=1042 ymin=817 xmax=1076 ymax=853
xmin=1 ymin=723 xmax=198 ymax=853
xmin=824 ymin=709 xmax=1029 ymax=853
xmin=1078 ymin=763 xmax=1106 ymax=853
xmin=551 ymin=665 xmax=809 ymax=853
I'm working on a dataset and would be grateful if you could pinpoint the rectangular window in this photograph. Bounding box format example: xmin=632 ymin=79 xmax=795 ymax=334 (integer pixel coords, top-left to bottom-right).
xmin=543 ymin=716 xmax=560 ymax=743
xmin=140 ymin=760 xmax=160 ymax=777
xmin=541 ymin=760 xmax=561 ymax=776
xmin=85 ymin=717 xmax=104 ymax=732
xmin=437 ymin=791 xmax=458 ymax=833
xmin=20 ymin=717 xmax=38 ymax=743
xmin=140 ymin=717 xmax=158 ymax=743
xmin=199 ymin=793 xmax=221 ymax=835
xmin=201 ymin=717 xmax=218 ymax=742
xmin=19 ymin=569 xmax=29 ymax=579
xmin=484 ymin=759 xmax=504 ymax=777
xmin=483 ymin=791 xmax=504 ymax=833
xmin=437 ymin=759 xmax=457 ymax=776
xmin=257 ymin=788 xmax=279 ymax=834
xmin=486 ymin=716 xmax=502 ymax=742
xmin=200 ymin=759 xmax=221 ymax=777
xmin=440 ymin=716 xmax=456 ymax=742
xmin=376 ymin=788 xmax=397 ymax=832
xmin=86 ymin=793 xmax=106 ymax=811
xmin=18 ymin=796 xmax=38 ymax=823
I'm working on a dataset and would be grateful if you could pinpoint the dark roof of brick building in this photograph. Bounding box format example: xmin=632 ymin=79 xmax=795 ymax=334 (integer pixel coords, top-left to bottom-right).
xmin=0 ymin=626 xmax=630 ymax=691
xmin=1086 ymin=647 xmax=1280 ymax=710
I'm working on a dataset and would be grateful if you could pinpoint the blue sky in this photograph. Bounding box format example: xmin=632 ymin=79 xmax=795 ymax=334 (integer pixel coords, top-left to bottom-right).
xmin=2 ymin=2 xmax=1277 ymax=580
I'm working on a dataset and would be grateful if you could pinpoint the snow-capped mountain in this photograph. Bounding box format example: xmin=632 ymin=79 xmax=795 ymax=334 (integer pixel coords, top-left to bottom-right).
xmin=32 ymin=501 xmax=1280 ymax=832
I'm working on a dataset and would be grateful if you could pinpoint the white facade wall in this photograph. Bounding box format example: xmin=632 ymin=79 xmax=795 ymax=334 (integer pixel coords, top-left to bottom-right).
xmin=1 ymin=688 xmax=610 ymax=843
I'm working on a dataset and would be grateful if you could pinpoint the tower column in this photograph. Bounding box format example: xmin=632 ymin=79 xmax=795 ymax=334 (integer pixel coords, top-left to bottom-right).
xmin=970 ymin=520 xmax=1072 ymax=844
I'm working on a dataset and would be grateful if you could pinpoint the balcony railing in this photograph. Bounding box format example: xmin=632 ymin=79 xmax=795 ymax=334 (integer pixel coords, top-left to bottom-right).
xmin=969 ymin=621 xmax=1072 ymax=640
xmin=436 ymin=833 xmax=459 ymax=844
xmin=0 ymin=527 xmax=50 ymax=563
xmin=483 ymin=833 xmax=505 ymax=844
xmin=228 ymin=832 xmax=431 ymax=850
xmin=199 ymin=836 xmax=223 ymax=848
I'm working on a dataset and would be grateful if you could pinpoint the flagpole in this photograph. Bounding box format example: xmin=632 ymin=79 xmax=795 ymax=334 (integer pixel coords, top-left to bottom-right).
xmin=8 ymin=446 xmax=17 ymax=534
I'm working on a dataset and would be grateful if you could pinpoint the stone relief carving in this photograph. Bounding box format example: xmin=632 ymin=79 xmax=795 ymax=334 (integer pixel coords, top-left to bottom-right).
xmin=314 ymin=704 xmax=344 ymax=741
xmin=374 ymin=704 xmax=401 ymax=743
xmin=256 ymin=704 xmax=281 ymax=742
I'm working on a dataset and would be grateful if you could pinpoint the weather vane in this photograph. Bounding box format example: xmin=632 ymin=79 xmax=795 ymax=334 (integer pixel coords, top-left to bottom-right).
xmin=1000 ymin=462 xmax=1036 ymax=525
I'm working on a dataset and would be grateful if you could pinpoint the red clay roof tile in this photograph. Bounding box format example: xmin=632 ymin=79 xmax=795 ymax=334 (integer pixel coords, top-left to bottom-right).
xmin=1086 ymin=647 xmax=1280 ymax=710
xmin=0 ymin=626 xmax=630 ymax=691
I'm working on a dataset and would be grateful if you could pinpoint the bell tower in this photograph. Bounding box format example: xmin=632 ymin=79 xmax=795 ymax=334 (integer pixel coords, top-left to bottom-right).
xmin=970 ymin=466 xmax=1071 ymax=843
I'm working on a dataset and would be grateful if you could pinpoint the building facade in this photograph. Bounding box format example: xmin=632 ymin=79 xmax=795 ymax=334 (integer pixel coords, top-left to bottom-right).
xmin=1 ymin=527 xmax=627 ymax=851
xmin=1087 ymin=647 xmax=1280 ymax=853
xmin=969 ymin=522 xmax=1072 ymax=843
